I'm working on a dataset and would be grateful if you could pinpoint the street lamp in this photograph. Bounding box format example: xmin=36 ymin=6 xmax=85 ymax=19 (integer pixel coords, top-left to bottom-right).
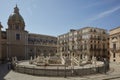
xmin=32 ymin=40 xmax=36 ymax=58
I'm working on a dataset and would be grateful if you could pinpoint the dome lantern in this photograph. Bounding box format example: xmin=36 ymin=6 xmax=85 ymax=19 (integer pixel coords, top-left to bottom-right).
xmin=14 ymin=4 xmax=19 ymax=14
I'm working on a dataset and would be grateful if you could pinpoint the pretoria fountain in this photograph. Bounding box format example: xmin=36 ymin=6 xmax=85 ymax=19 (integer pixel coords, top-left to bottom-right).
xmin=13 ymin=53 xmax=107 ymax=77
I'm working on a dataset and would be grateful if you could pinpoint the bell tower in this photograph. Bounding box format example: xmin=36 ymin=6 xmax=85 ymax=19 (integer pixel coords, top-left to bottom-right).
xmin=6 ymin=5 xmax=28 ymax=60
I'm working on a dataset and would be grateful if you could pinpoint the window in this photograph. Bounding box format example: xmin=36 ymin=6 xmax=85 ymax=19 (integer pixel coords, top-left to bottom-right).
xmin=98 ymin=36 xmax=100 ymax=40
xmin=1 ymin=32 xmax=7 ymax=39
xmin=16 ymin=34 xmax=20 ymax=40
xmin=16 ymin=26 xmax=19 ymax=30
xmin=80 ymin=54 xmax=82 ymax=59
xmin=72 ymin=46 xmax=74 ymax=49
xmin=113 ymin=59 xmax=115 ymax=62
xmin=113 ymin=43 xmax=116 ymax=50
xmin=103 ymin=44 xmax=105 ymax=49
xmin=94 ymin=29 xmax=96 ymax=32
xmin=16 ymin=25 xmax=19 ymax=30
xmin=91 ymin=41 xmax=92 ymax=43
xmin=94 ymin=45 xmax=96 ymax=50
xmin=113 ymin=53 xmax=116 ymax=58
xmin=90 ymin=45 xmax=93 ymax=49
xmin=84 ymin=44 xmax=87 ymax=50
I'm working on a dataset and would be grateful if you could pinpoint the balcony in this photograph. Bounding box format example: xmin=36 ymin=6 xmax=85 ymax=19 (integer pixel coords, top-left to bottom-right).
xmin=110 ymin=48 xmax=120 ymax=53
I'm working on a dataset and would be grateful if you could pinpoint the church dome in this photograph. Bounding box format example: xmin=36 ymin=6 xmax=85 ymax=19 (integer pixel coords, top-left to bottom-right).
xmin=9 ymin=13 xmax=24 ymax=22
xmin=8 ymin=5 xmax=25 ymax=29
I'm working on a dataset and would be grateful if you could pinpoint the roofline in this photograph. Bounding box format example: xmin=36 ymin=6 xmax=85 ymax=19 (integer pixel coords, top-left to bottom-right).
xmin=110 ymin=26 xmax=120 ymax=31
xmin=58 ymin=26 xmax=107 ymax=37
xmin=77 ymin=26 xmax=107 ymax=31
xmin=29 ymin=33 xmax=57 ymax=38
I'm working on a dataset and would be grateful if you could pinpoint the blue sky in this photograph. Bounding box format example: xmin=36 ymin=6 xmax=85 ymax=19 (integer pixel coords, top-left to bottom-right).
xmin=0 ymin=0 xmax=120 ymax=36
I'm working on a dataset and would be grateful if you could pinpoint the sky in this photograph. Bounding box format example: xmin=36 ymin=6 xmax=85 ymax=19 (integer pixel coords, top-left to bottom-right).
xmin=0 ymin=0 xmax=120 ymax=36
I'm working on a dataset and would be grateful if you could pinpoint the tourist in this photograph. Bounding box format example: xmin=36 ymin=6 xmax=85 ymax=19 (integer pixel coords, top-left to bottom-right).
xmin=7 ymin=61 xmax=11 ymax=70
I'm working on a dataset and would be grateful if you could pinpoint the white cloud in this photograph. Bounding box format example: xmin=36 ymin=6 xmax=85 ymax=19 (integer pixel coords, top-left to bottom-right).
xmin=90 ymin=6 xmax=120 ymax=21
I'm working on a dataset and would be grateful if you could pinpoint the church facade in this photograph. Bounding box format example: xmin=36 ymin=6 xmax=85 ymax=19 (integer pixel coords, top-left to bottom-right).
xmin=0 ymin=5 xmax=57 ymax=63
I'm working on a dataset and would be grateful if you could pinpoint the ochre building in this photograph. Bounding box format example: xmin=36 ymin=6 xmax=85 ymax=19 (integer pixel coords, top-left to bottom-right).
xmin=58 ymin=27 xmax=109 ymax=60
xmin=0 ymin=5 xmax=57 ymax=63
xmin=110 ymin=27 xmax=120 ymax=63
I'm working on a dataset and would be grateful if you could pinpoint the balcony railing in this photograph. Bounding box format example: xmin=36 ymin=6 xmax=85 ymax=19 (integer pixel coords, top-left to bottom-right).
xmin=110 ymin=48 xmax=120 ymax=52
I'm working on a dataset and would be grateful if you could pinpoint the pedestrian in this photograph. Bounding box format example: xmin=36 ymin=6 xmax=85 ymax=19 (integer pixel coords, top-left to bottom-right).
xmin=7 ymin=61 xmax=11 ymax=70
xmin=7 ymin=58 xmax=11 ymax=70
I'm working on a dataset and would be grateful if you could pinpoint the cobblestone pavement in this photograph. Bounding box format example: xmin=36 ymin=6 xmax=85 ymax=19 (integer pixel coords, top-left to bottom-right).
xmin=0 ymin=62 xmax=120 ymax=80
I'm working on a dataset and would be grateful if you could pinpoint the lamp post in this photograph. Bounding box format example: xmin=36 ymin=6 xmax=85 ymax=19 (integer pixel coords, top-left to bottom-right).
xmin=32 ymin=40 xmax=36 ymax=58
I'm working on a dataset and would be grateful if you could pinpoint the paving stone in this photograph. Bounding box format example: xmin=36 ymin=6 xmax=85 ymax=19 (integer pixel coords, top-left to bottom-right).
xmin=0 ymin=62 xmax=120 ymax=80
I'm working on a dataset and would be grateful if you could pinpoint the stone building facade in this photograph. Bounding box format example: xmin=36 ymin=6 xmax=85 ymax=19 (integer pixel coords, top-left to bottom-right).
xmin=28 ymin=33 xmax=57 ymax=58
xmin=110 ymin=27 xmax=120 ymax=63
xmin=58 ymin=27 xmax=109 ymax=60
xmin=0 ymin=5 xmax=57 ymax=62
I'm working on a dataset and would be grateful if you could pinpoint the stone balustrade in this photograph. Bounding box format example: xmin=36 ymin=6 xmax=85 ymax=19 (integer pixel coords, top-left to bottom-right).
xmin=14 ymin=61 xmax=105 ymax=77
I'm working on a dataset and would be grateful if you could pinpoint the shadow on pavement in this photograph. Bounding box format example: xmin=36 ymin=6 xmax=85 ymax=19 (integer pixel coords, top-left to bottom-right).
xmin=0 ymin=63 xmax=11 ymax=80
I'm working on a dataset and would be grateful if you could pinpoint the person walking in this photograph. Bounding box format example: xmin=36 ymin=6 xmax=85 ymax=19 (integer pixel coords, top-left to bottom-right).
xmin=7 ymin=58 xmax=11 ymax=70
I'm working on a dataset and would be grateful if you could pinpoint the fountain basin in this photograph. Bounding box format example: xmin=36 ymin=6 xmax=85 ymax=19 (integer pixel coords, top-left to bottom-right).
xmin=14 ymin=60 xmax=105 ymax=77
